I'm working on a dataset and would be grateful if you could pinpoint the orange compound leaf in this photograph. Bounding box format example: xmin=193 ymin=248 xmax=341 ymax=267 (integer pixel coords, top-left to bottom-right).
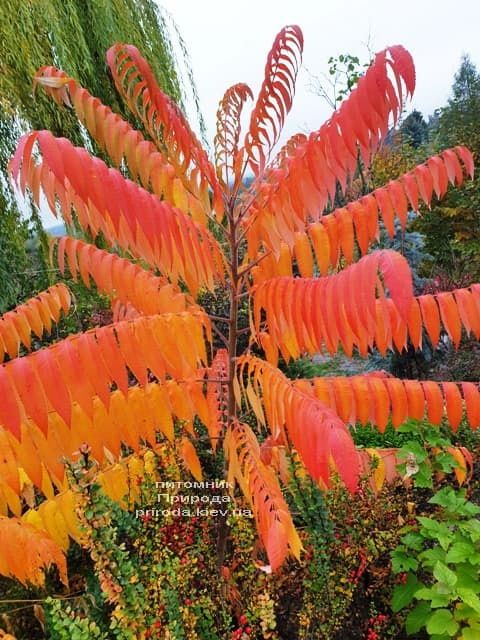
xmin=214 ymin=83 xmax=253 ymax=188
xmin=0 ymin=313 xmax=209 ymax=440
xmin=335 ymin=208 xmax=355 ymax=264
xmin=179 ymin=437 xmax=203 ymax=482
xmin=453 ymin=288 xmax=480 ymax=339
xmin=53 ymin=237 xmax=202 ymax=318
xmin=301 ymin=375 xmax=480 ymax=433
xmin=446 ymin=447 xmax=470 ymax=485
xmin=454 ymin=145 xmax=475 ymax=178
xmin=224 ymin=421 xmax=302 ymax=571
xmin=0 ymin=433 xmax=20 ymax=496
xmin=462 ymin=383 xmax=480 ymax=429
xmin=33 ymin=66 xmax=210 ymax=224
xmin=255 ymin=270 xmax=476 ymax=361
xmin=243 ymin=45 xmax=415 ymax=254
xmin=10 ymin=131 xmax=225 ymax=296
xmin=357 ymin=449 xmax=386 ymax=493
xmin=0 ymin=284 xmax=72 ymax=362
xmin=382 ymin=285 xmax=480 ymax=351
xmin=427 ymin=155 xmax=449 ymax=199
xmin=436 ymin=292 xmax=463 ymax=347
xmin=166 ymin=380 xmax=196 ymax=430
xmin=245 ymin=146 xmax=474 ymax=263
xmin=422 ymin=381 xmax=444 ymax=425
xmin=414 ymin=164 xmax=433 ymax=206
xmin=307 ymin=222 xmax=330 ymax=276
xmin=293 ymin=231 xmax=314 ymax=278
xmin=0 ymin=368 xmax=22 ymax=441
xmin=244 ymin=25 xmax=303 ymax=175
xmin=253 ymin=250 xmax=413 ymax=360
xmin=384 ymin=378 xmax=409 ymax=428
xmin=418 ymin=294 xmax=442 ymax=347
xmin=329 ymin=377 xmax=355 ymax=423
xmin=386 ymin=179 xmax=409 ymax=227
xmin=271 ymin=133 xmax=308 ymax=169
xmin=442 ymin=382 xmax=463 ymax=432
xmin=0 ymin=517 xmax=67 ymax=587
xmin=366 ymin=377 xmax=390 ymax=433
xmin=237 ymin=356 xmax=359 ymax=493
xmin=106 ymin=44 xmax=223 ymax=217
xmin=206 ymin=349 xmax=229 ymax=452
xmin=375 ymin=187 xmax=396 ymax=236
xmin=21 ymin=451 xmax=161 ymax=550
xmin=0 ymin=380 xmax=210 ymax=500
xmin=111 ymin=300 xmax=140 ymax=323
xmin=458 ymin=446 xmax=474 ymax=482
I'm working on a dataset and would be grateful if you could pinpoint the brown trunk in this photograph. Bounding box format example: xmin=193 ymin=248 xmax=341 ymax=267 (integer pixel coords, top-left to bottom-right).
xmin=216 ymin=201 xmax=240 ymax=570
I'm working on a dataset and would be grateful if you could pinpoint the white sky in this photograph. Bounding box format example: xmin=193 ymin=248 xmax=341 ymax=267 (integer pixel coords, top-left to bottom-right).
xmin=162 ymin=0 xmax=480 ymax=140
xmin=39 ymin=0 xmax=480 ymax=227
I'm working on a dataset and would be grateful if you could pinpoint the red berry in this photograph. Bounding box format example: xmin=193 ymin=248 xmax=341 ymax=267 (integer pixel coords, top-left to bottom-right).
xmin=239 ymin=615 xmax=248 ymax=625
xmin=184 ymin=598 xmax=192 ymax=605
xmin=245 ymin=626 xmax=252 ymax=634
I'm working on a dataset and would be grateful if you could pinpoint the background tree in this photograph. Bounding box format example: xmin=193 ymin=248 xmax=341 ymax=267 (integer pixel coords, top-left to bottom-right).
xmin=307 ymin=51 xmax=372 ymax=205
xmin=399 ymin=109 xmax=429 ymax=148
xmin=414 ymin=54 xmax=480 ymax=278
xmin=307 ymin=52 xmax=370 ymax=109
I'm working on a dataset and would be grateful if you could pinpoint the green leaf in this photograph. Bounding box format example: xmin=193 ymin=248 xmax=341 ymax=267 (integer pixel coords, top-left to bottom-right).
xmin=398 ymin=441 xmax=428 ymax=462
xmin=454 ymin=602 xmax=477 ymax=621
xmin=465 ymin=503 xmax=480 ymax=517
xmin=426 ymin=609 xmax=459 ymax=636
xmin=460 ymin=519 xmax=480 ymax=543
xmin=401 ymin=531 xmax=425 ymax=551
xmin=457 ymin=588 xmax=480 ymax=614
xmin=414 ymin=464 xmax=434 ymax=488
xmin=430 ymin=487 xmax=464 ymax=509
xmin=456 ymin=565 xmax=480 ymax=591
xmin=406 ymin=601 xmax=431 ymax=635
xmin=446 ymin=542 xmax=475 ymax=564
xmin=420 ymin=547 xmax=446 ymax=567
xmin=416 ymin=586 xmax=451 ymax=608
xmin=435 ymin=452 xmax=457 ymax=473
xmin=418 ymin=518 xmax=453 ymax=550
xmin=398 ymin=421 xmax=422 ymax=434
xmin=392 ymin=549 xmax=418 ymax=573
xmin=461 ymin=626 xmax=480 ymax=640
xmin=392 ymin=574 xmax=419 ymax=612
xmin=434 ymin=561 xmax=458 ymax=588
xmin=431 ymin=489 xmax=480 ymax=517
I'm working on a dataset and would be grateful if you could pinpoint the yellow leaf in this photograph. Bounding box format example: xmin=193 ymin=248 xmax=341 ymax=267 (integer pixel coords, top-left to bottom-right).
xmin=179 ymin=438 xmax=203 ymax=482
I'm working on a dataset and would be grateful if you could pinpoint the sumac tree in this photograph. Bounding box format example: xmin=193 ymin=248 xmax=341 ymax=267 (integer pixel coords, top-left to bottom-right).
xmin=0 ymin=26 xmax=479 ymax=585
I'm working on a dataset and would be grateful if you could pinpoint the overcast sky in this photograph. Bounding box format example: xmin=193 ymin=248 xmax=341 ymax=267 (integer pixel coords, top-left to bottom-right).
xmin=40 ymin=0 xmax=480 ymax=227
xmin=161 ymin=0 xmax=480 ymax=142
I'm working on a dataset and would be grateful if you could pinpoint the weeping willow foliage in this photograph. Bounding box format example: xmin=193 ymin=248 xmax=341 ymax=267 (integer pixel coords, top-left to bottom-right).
xmin=0 ymin=0 xmax=198 ymax=311
xmin=0 ymin=0 xmax=194 ymax=152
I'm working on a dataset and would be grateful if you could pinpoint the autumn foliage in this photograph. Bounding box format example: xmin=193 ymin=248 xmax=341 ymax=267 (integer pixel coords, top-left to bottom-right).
xmin=0 ymin=25 xmax=478 ymax=587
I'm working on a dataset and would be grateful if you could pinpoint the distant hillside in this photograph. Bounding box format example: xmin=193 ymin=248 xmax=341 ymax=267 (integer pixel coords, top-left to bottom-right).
xmin=46 ymin=223 xmax=66 ymax=237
